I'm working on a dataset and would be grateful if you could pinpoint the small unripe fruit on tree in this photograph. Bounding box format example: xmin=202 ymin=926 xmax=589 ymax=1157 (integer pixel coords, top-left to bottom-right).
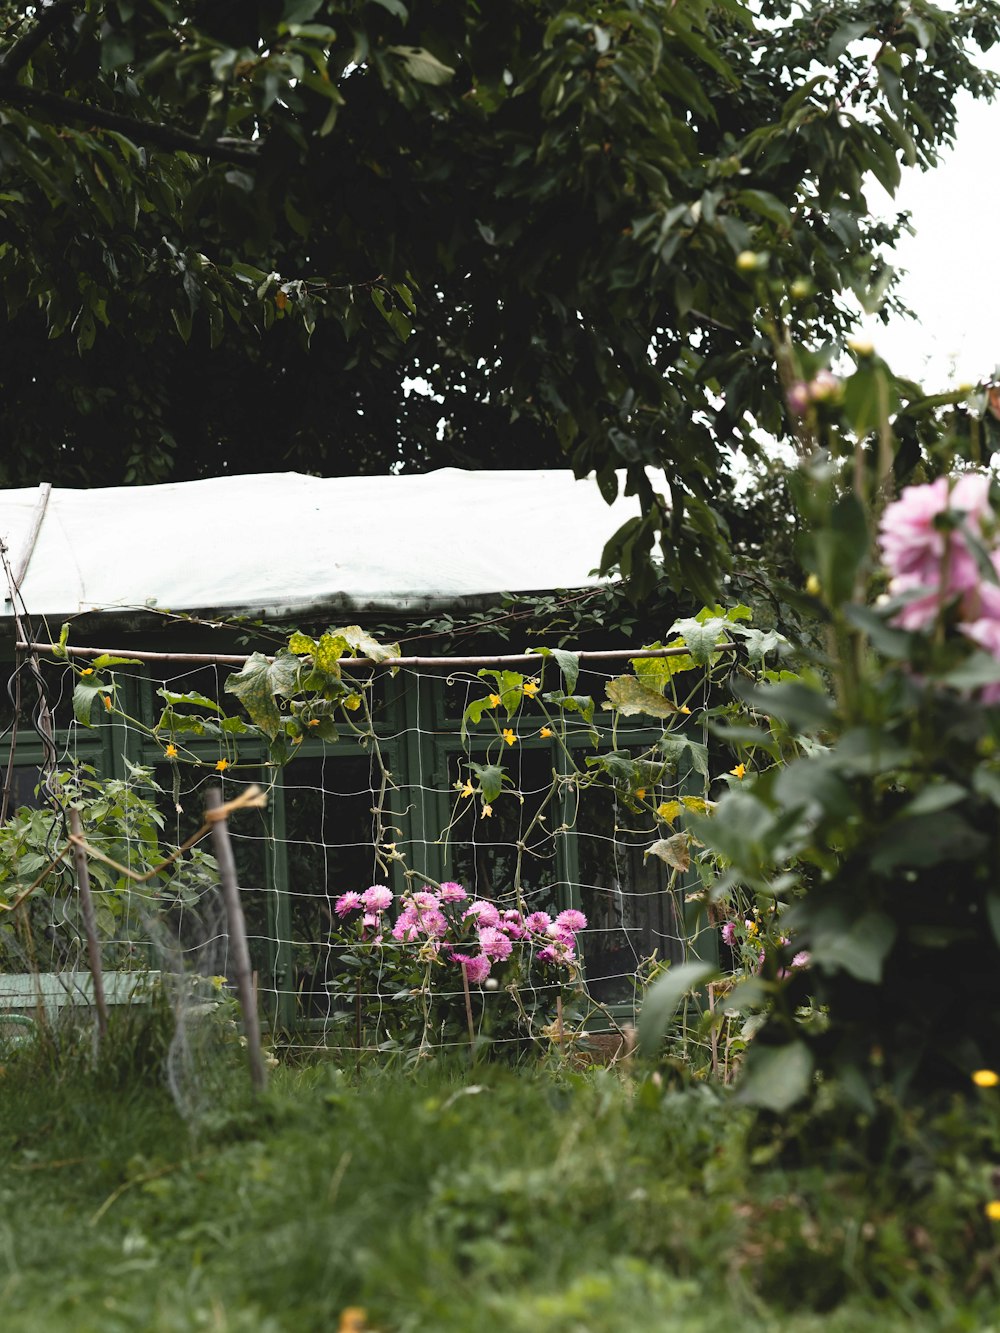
xmin=735 ymin=250 xmax=760 ymax=272
xmin=790 ymin=277 xmax=812 ymax=299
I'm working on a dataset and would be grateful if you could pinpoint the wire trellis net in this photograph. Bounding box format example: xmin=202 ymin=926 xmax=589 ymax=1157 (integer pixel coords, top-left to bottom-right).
xmin=0 ymin=635 xmax=728 ymax=1068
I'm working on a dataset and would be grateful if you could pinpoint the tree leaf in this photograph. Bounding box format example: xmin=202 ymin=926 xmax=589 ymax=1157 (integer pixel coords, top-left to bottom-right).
xmin=668 ymin=616 xmax=728 ymax=666
xmin=72 ymin=679 xmax=106 ymax=727
xmin=387 ymin=45 xmax=455 ymax=85
xmin=156 ymin=688 xmax=222 ymax=714
xmin=808 ymin=907 xmax=896 ymax=983
xmin=644 ymin=833 xmax=691 ymax=871
xmin=638 ymin=960 xmax=718 ymax=1057
xmin=469 ymin=762 xmax=505 ymax=804
xmin=91 ymin=654 xmax=143 ymax=669
xmin=224 ymin=651 xmax=301 ymax=739
xmin=735 ymin=1042 xmax=814 ymax=1112
xmin=604 ymin=675 xmax=680 ymax=718
xmin=657 ymin=733 xmax=709 ymax=780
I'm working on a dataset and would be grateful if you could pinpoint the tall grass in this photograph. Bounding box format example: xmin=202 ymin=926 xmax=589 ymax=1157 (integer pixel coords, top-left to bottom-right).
xmin=1 ymin=1033 xmax=998 ymax=1332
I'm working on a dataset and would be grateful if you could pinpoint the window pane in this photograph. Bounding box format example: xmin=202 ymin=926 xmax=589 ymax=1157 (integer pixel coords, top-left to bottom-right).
xmin=575 ymin=785 xmax=684 ymax=1007
xmin=282 ymin=754 xmax=385 ymax=1018
xmin=445 ymin=747 xmax=562 ymax=916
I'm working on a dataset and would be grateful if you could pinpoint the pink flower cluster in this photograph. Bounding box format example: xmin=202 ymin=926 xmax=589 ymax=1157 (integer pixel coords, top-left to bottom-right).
xmin=333 ymin=882 xmax=588 ymax=987
xmin=879 ymin=473 xmax=1000 ymax=638
xmin=449 ymin=904 xmax=587 ymax=983
xmin=335 ymin=884 xmax=395 ymax=936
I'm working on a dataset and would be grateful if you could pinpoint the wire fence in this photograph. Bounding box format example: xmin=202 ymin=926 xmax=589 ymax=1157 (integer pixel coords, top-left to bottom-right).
xmin=0 ymin=638 xmax=717 ymax=1067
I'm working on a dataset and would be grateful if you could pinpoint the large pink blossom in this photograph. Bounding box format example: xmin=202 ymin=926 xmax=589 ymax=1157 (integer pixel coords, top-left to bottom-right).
xmin=554 ymin=909 xmax=587 ymax=935
xmin=452 ymin=952 xmax=491 ymax=984
xmin=361 ymin=884 xmax=393 ymax=913
xmin=537 ymin=938 xmax=576 ymax=967
xmin=439 ymin=881 xmax=468 ymax=903
xmin=391 ymin=907 xmax=420 ymax=941
xmin=501 ymin=909 xmax=526 ymax=939
xmin=478 ymin=926 xmax=513 ymax=962
xmin=417 ymin=909 xmax=448 ymax=938
xmin=334 ymin=892 xmax=362 ymax=918
xmin=464 ymin=900 xmax=501 ymax=929
xmin=524 ymin=911 xmax=552 ymax=935
xmin=879 ymin=474 xmax=993 ymax=629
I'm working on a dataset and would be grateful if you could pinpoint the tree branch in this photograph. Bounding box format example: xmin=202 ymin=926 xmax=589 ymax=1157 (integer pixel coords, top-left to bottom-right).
xmin=0 ymin=0 xmax=79 ymax=79
xmin=0 ymin=82 xmax=263 ymax=167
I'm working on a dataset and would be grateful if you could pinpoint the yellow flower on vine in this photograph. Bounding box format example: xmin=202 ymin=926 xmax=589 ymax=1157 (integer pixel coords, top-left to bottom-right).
xmin=481 ymin=803 xmax=493 ymax=818
xmin=307 ymin=718 xmax=320 ymax=728
xmin=488 ymin=693 xmax=501 ymax=708
xmin=986 ymin=1201 xmax=1000 ymax=1221
xmin=80 ymin=667 xmax=94 ymax=677
xmin=635 ymin=788 xmax=646 ymax=800
xmin=291 ymin=735 xmax=303 ymax=745
xmin=522 ymin=681 xmax=539 ymax=697
xmin=215 ymin=758 xmax=230 ymax=772
xmin=540 ymin=726 xmax=553 ymax=738
xmin=460 ymin=779 xmax=475 ymax=798
xmin=679 ymin=705 xmax=692 ymax=715
xmin=729 ymin=762 xmax=746 ymax=780
xmin=972 ymin=1069 xmax=999 ymax=1088
xmin=502 ymin=728 xmax=516 ymax=746
xmin=101 ymin=694 xmax=112 ymax=712
xmin=164 ymin=744 xmax=178 ymax=759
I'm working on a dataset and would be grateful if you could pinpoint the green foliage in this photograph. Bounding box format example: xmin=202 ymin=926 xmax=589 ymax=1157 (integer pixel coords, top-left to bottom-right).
xmin=0 ymin=2 xmax=998 ymax=596
xmin=0 ymin=764 xmax=217 ymax=973
xmin=3 ymin=1060 xmax=1000 ymax=1330
xmin=679 ymin=373 xmax=1000 ymax=1111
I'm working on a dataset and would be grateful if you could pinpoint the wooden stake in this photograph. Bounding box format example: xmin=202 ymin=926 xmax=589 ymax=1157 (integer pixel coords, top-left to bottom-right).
xmin=355 ymin=974 xmax=362 ymax=1076
xmin=206 ymin=787 xmax=267 ymax=1093
xmin=460 ymin=962 xmax=476 ymax=1062
xmin=68 ymin=806 xmax=108 ymax=1043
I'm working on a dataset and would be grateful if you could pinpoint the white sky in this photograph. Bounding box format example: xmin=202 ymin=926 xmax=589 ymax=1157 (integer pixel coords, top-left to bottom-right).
xmin=860 ymin=39 xmax=1000 ymax=389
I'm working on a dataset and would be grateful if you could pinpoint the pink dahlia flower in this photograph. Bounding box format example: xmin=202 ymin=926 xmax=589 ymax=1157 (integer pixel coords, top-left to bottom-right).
xmin=391 ymin=907 xmax=420 ymax=941
xmin=554 ymin=909 xmax=587 ymax=934
xmin=879 ymin=475 xmax=993 ymax=629
xmin=334 ymin=892 xmax=362 ymax=918
xmin=537 ymin=938 xmax=575 ymax=967
xmin=464 ymin=900 xmax=501 ymax=929
xmin=418 ymin=909 xmax=448 ymax=938
xmin=501 ymin=910 xmax=526 ymax=939
xmin=721 ymin=921 xmax=737 ymax=947
xmin=439 ymin=881 xmax=468 ymax=903
xmin=478 ymin=926 xmax=513 ymax=962
xmin=361 ymin=884 xmax=393 ymax=913
xmin=524 ymin=911 xmax=552 ymax=934
xmin=453 ymin=952 xmax=491 ymax=985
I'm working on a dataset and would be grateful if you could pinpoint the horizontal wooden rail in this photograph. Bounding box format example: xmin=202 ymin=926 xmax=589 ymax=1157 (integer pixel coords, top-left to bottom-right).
xmin=16 ymin=640 xmax=737 ymax=670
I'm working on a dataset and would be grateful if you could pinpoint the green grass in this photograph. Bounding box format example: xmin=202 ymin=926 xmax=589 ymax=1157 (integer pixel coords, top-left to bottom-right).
xmin=1 ymin=1034 xmax=999 ymax=1333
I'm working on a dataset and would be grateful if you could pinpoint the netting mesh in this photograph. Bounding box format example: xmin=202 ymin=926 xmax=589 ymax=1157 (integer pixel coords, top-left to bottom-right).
xmin=0 ymin=644 xmax=714 ymax=1074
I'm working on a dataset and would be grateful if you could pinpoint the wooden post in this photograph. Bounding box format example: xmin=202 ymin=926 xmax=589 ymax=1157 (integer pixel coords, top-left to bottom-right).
xmin=460 ymin=962 xmax=476 ymax=1063
xmin=355 ymin=974 xmax=362 ymax=1076
xmin=69 ymin=806 xmax=109 ymax=1043
xmin=206 ymin=788 xmax=267 ymax=1093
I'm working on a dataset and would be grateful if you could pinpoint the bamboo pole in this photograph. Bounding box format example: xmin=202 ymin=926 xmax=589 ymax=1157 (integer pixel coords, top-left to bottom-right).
xmin=17 ymin=640 xmax=737 ymax=671
xmin=206 ymin=787 xmax=267 ymax=1094
xmin=68 ymin=806 xmax=109 ymax=1043
xmin=460 ymin=962 xmax=476 ymax=1063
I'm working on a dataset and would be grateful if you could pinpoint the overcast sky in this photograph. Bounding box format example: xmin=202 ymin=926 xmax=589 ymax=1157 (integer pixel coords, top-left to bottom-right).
xmin=859 ymin=38 xmax=1000 ymax=389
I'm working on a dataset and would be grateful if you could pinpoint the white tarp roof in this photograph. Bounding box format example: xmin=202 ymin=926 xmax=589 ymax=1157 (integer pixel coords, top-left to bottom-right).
xmin=0 ymin=469 xmax=666 ymax=624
